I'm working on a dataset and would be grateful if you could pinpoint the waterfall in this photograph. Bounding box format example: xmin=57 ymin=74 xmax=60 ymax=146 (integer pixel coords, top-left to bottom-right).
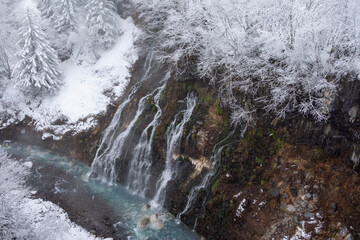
xmin=126 ymin=84 xmax=165 ymax=195
xmin=178 ymin=146 xmax=224 ymax=218
xmin=91 ymin=83 xmax=140 ymax=182
xmin=177 ymin=130 xmax=235 ymax=228
xmin=90 ymin=52 xmax=166 ymax=183
xmin=151 ymin=93 xmax=198 ymax=208
xmin=91 ymin=82 xmax=168 ymax=183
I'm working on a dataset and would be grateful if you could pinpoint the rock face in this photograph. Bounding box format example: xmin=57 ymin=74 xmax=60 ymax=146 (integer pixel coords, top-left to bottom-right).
xmin=1 ymin=54 xmax=359 ymax=240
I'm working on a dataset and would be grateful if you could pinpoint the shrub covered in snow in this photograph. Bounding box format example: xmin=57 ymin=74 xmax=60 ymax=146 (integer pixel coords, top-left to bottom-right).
xmin=134 ymin=0 xmax=360 ymax=125
xmin=0 ymin=149 xmax=101 ymax=239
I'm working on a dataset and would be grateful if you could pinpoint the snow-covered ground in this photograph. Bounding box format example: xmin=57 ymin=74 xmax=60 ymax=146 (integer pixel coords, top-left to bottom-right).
xmin=0 ymin=149 xmax=106 ymax=240
xmin=0 ymin=16 xmax=139 ymax=140
xmin=20 ymin=196 xmax=105 ymax=240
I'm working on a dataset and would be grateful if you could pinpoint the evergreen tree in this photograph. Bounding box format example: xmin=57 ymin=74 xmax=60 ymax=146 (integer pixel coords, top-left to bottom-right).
xmin=12 ymin=12 xmax=62 ymax=92
xmin=53 ymin=0 xmax=77 ymax=33
xmin=38 ymin=0 xmax=54 ymax=18
xmin=85 ymin=0 xmax=122 ymax=49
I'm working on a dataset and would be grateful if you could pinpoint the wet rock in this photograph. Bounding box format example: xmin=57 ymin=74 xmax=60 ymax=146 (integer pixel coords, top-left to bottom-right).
xmin=152 ymin=221 xmax=164 ymax=230
xmin=137 ymin=216 xmax=151 ymax=230
xmin=348 ymin=105 xmax=358 ymax=123
xmin=285 ymin=204 xmax=296 ymax=213
xmin=345 ymin=233 xmax=354 ymax=240
xmin=89 ymin=171 xmax=98 ymax=179
xmin=268 ymin=187 xmax=280 ymax=200
xmin=290 ymin=188 xmax=298 ymax=197
xmin=300 ymin=201 xmax=307 ymax=208
xmin=308 ymin=203 xmax=314 ymax=211
xmin=328 ymin=202 xmax=337 ymax=214
xmin=150 ymin=214 xmax=158 ymax=222
xmin=312 ymin=193 xmax=319 ymax=201
xmin=304 ymin=212 xmax=314 ymax=221
xmin=141 ymin=204 xmax=151 ymax=211
xmin=339 ymin=226 xmax=348 ymax=237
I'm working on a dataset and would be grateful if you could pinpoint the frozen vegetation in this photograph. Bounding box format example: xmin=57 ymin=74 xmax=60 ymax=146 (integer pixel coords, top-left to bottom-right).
xmin=0 ymin=0 xmax=139 ymax=139
xmin=0 ymin=150 xmax=102 ymax=239
xmin=134 ymin=0 xmax=360 ymax=125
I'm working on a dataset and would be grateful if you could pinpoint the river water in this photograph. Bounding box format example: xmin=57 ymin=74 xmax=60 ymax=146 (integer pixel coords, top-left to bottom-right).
xmin=2 ymin=143 xmax=200 ymax=240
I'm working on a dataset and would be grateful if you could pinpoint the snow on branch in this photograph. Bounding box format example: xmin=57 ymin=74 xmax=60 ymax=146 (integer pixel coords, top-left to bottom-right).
xmin=135 ymin=0 xmax=360 ymax=123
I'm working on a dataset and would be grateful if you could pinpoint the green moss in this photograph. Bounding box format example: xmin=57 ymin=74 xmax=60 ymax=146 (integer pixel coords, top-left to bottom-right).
xmin=274 ymin=137 xmax=284 ymax=154
xmin=311 ymin=148 xmax=323 ymax=160
xmin=255 ymin=127 xmax=263 ymax=139
xmin=199 ymin=94 xmax=213 ymax=104
xmin=182 ymin=82 xmax=195 ymax=93
xmin=225 ymin=147 xmax=232 ymax=159
xmin=212 ymin=178 xmax=222 ymax=195
xmin=208 ymin=198 xmax=214 ymax=207
xmin=261 ymin=179 xmax=266 ymax=185
xmin=250 ymin=174 xmax=256 ymax=182
xmin=215 ymin=100 xmax=223 ymax=115
xmin=255 ymin=156 xmax=263 ymax=164
xmin=223 ymin=117 xmax=230 ymax=129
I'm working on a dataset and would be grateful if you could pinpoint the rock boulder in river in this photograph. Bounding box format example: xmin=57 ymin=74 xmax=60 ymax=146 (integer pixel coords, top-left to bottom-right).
xmin=137 ymin=216 xmax=151 ymax=230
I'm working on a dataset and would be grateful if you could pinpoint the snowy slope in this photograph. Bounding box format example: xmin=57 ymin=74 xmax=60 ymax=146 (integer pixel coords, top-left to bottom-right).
xmin=20 ymin=196 xmax=106 ymax=240
xmin=0 ymin=16 xmax=139 ymax=140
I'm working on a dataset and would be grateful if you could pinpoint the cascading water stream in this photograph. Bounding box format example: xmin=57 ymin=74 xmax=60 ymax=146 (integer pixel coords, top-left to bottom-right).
xmin=151 ymin=93 xmax=198 ymax=208
xmin=91 ymin=52 xmax=165 ymax=183
xmin=177 ymin=130 xmax=236 ymax=228
xmin=126 ymin=84 xmax=165 ymax=195
xmin=91 ymin=83 xmax=140 ymax=180
xmin=178 ymin=146 xmax=224 ymax=217
xmin=91 ymin=83 xmax=166 ymax=183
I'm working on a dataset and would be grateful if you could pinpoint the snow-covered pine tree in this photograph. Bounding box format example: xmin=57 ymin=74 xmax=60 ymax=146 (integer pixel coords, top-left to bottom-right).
xmin=12 ymin=12 xmax=62 ymax=93
xmin=38 ymin=0 xmax=54 ymax=18
xmin=85 ymin=0 xmax=122 ymax=49
xmin=53 ymin=0 xmax=77 ymax=33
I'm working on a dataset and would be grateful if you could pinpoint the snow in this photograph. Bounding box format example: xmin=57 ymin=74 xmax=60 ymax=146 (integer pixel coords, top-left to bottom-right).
xmin=21 ymin=197 xmax=104 ymax=240
xmin=24 ymin=198 xmax=99 ymax=239
xmin=40 ymin=16 xmax=138 ymax=125
xmin=233 ymin=191 xmax=242 ymax=198
xmin=0 ymin=16 xmax=139 ymax=139
xmin=24 ymin=161 xmax=33 ymax=168
xmin=236 ymin=198 xmax=247 ymax=217
xmin=290 ymin=224 xmax=312 ymax=240
xmin=0 ymin=149 xmax=104 ymax=240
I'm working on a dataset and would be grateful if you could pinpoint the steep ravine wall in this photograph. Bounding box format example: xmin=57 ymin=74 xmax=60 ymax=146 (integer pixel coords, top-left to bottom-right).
xmin=149 ymin=76 xmax=360 ymax=240
xmin=1 ymin=53 xmax=359 ymax=239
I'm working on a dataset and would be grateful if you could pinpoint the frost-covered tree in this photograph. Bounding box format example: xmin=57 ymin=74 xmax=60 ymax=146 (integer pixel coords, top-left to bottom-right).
xmin=0 ymin=46 xmax=11 ymax=80
xmin=136 ymin=0 xmax=360 ymax=124
xmin=53 ymin=0 xmax=77 ymax=33
xmin=38 ymin=0 xmax=54 ymax=18
xmin=0 ymin=150 xmax=36 ymax=239
xmin=12 ymin=12 xmax=62 ymax=93
xmin=85 ymin=0 xmax=122 ymax=49
xmin=0 ymin=0 xmax=19 ymax=81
